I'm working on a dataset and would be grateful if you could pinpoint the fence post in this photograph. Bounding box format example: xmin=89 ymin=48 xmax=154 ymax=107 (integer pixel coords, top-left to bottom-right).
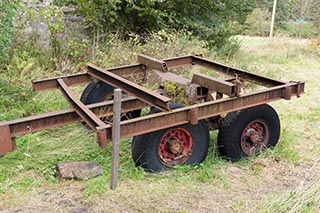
xmin=110 ymin=89 xmax=122 ymax=190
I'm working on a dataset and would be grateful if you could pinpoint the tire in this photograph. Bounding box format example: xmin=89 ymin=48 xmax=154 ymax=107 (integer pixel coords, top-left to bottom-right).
xmin=80 ymin=81 xmax=115 ymax=105
xmin=218 ymin=104 xmax=280 ymax=161
xmin=80 ymin=81 xmax=141 ymax=124
xmin=132 ymin=103 xmax=210 ymax=172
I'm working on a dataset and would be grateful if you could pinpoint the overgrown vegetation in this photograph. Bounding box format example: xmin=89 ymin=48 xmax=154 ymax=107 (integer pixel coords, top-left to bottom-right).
xmin=54 ymin=0 xmax=255 ymax=50
xmin=245 ymin=0 xmax=320 ymax=37
xmin=0 ymin=0 xmax=20 ymax=68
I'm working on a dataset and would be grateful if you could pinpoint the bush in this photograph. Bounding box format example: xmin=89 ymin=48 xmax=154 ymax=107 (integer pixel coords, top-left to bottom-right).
xmin=0 ymin=1 xmax=20 ymax=68
xmin=284 ymin=21 xmax=319 ymax=38
xmin=244 ymin=8 xmax=271 ymax=36
xmin=54 ymin=0 xmax=255 ymax=51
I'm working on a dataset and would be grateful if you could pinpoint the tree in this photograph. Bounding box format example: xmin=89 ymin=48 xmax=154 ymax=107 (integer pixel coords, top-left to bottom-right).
xmin=283 ymin=0 xmax=319 ymax=22
xmin=54 ymin=0 xmax=255 ymax=50
xmin=245 ymin=8 xmax=271 ymax=36
xmin=305 ymin=0 xmax=320 ymax=23
xmin=254 ymin=0 xmax=290 ymax=26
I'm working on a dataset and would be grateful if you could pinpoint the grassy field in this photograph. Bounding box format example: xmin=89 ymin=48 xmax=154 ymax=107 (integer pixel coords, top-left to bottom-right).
xmin=0 ymin=36 xmax=319 ymax=212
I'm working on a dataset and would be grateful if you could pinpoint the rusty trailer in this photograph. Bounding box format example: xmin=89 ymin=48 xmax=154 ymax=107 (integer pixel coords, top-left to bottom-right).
xmin=0 ymin=55 xmax=305 ymax=172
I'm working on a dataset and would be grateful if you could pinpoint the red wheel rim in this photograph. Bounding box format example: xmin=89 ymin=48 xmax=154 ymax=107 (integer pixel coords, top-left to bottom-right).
xmin=240 ymin=119 xmax=270 ymax=155
xmin=158 ymin=128 xmax=193 ymax=167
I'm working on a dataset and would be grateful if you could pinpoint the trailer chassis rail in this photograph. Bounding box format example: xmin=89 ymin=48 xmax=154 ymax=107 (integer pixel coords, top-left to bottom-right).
xmin=0 ymin=55 xmax=305 ymax=155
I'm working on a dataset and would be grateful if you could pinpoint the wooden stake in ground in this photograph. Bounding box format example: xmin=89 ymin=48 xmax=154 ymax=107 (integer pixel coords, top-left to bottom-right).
xmin=110 ymin=89 xmax=122 ymax=190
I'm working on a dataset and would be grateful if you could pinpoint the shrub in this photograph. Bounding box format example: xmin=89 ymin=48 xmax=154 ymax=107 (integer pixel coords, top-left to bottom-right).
xmin=244 ymin=8 xmax=271 ymax=36
xmin=0 ymin=1 xmax=20 ymax=68
xmin=284 ymin=21 xmax=319 ymax=38
xmin=54 ymin=0 xmax=255 ymax=51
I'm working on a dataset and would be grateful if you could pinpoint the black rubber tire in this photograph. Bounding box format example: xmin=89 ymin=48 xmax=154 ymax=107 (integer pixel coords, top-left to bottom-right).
xmin=80 ymin=81 xmax=115 ymax=105
xmin=80 ymin=81 xmax=141 ymax=123
xmin=132 ymin=103 xmax=210 ymax=172
xmin=218 ymin=104 xmax=280 ymax=161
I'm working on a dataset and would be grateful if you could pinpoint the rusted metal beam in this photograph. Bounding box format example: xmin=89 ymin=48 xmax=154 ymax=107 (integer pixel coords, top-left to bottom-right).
xmin=115 ymin=82 xmax=304 ymax=139
xmin=188 ymin=108 xmax=199 ymax=125
xmin=0 ymin=125 xmax=16 ymax=155
xmin=89 ymin=97 xmax=146 ymax=117
xmin=192 ymin=72 xmax=236 ymax=96
xmin=32 ymin=64 xmax=145 ymax=92
xmin=192 ymin=56 xmax=286 ymax=86
xmin=0 ymin=81 xmax=304 ymax=154
xmin=57 ymin=78 xmax=108 ymax=131
xmin=1 ymin=54 xmax=306 ymax=156
xmin=105 ymin=63 xmax=145 ymax=76
xmin=87 ymin=64 xmax=171 ymax=111
xmin=57 ymin=78 xmax=112 ymax=147
xmin=32 ymin=55 xmax=195 ymax=92
xmin=282 ymin=86 xmax=292 ymax=100
xmin=138 ymin=54 xmax=168 ymax=72
xmin=291 ymin=81 xmax=303 ymax=98
xmin=0 ymin=96 xmax=145 ymax=137
xmin=164 ymin=55 xmax=193 ymax=68
xmin=32 ymin=73 xmax=92 ymax=92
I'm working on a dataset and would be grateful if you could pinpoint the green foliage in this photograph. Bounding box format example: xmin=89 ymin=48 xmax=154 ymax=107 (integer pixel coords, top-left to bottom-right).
xmin=244 ymin=0 xmax=319 ymax=38
xmin=40 ymin=5 xmax=65 ymax=58
xmin=0 ymin=79 xmax=34 ymax=120
xmin=1 ymin=3 xmax=91 ymax=73
xmin=164 ymin=82 xmax=188 ymax=105
xmin=245 ymin=8 xmax=271 ymax=36
xmin=5 ymin=51 xmax=43 ymax=81
xmin=271 ymin=127 xmax=301 ymax=164
xmin=38 ymin=6 xmax=88 ymax=71
xmin=0 ymin=0 xmax=20 ymax=68
xmin=54 ymin=0 xmax=255 ymax=51
xmin=284 ymin=21 xmax=319 ymax=38
xmin=286 ymin=0 xmax=320 ymax=23
xmin=255 ymin=0 xmax=290 ymax=25
xmin=0 ymin=77 xmax=68 ymax=121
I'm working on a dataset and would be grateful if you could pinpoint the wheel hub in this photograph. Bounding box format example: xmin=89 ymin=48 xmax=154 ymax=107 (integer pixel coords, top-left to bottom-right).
xmin=241 ymin=120 xmax=270 ymax=155
xmin=168 ymin=138 xmax=183 ymax=154
xmin=158 ymin=128 xmax=193 ymax=167
xmin=246 ymin=128 xmax=261 ymax=144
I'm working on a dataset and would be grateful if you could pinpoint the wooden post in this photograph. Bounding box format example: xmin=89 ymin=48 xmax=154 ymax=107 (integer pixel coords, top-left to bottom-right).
xmin=269 ymin=0 xmax=278 ymax=37
xmin=110 ymin=89 xmax=122 ymax=190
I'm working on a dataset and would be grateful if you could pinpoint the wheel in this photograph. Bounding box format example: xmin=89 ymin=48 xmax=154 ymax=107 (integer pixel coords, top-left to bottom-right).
xmin=218 ymin=104 xmax=280 ymax=161
xmin=81 ymin=80 xmax=115 ymax=105
xmin=80 ymin=81 xmax=141 ymax=124
xmin=132 ymin=104 xmax=210 ymax=172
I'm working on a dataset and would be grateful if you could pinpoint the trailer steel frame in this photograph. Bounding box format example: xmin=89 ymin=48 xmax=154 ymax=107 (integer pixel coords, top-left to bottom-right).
xmin=0 ymin=55 xmax=305 ymax=155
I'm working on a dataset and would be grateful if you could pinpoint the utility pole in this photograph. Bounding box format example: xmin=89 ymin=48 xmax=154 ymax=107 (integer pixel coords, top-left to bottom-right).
xmin=269 ymin=0 xmax=278 ymax=37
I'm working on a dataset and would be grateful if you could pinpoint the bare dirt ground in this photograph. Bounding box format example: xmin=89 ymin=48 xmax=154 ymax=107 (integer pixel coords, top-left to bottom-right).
xmin=1 ymin=36 xmax=319 ymax=212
